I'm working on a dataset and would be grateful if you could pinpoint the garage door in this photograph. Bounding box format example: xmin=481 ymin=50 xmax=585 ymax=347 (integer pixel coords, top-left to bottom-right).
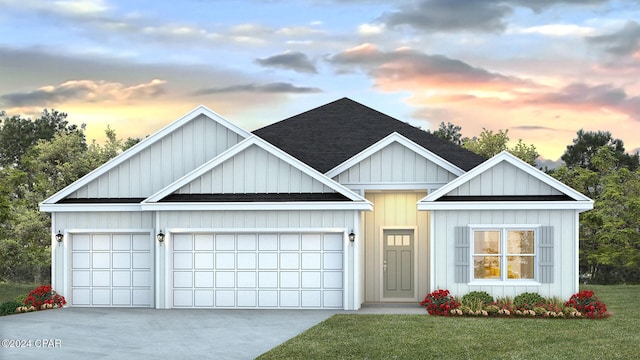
xmin=171 ymin=232 xmax=344 ymax=308
xmin=70 ymin=233 xmax=153 ymax=307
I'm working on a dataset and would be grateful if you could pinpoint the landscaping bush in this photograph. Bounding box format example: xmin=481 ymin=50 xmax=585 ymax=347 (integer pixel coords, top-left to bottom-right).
xmin=514 ymin=292 xmax=545 ymax=310
xmin=565 ymin=290 xmax=608 ymax=318
xmin=461 ymin=291 xmax=493 ymax=307
xmin=0 ymin=300 xmax=23 ymax=316
xmin=422 ymin=289 xmax=608 ymax=319
xmin=22 ymin=284 xmax=66 ymax=310
xmin=420 ymin=289 xmax=460 ymax=316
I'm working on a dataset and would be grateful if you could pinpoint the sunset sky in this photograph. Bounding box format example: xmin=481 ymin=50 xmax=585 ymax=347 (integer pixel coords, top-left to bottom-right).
xmin=1 ymin=0 xmax=639 ymax=164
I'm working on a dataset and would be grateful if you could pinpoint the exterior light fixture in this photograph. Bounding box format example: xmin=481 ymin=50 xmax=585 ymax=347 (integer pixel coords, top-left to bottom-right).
xmin=55 ymin=231 xmax=64 ymax=243
xmin=156 ymin=231 xmax=165 ymax=243
xmin=348 ymin=231 xmax=356 ymax=242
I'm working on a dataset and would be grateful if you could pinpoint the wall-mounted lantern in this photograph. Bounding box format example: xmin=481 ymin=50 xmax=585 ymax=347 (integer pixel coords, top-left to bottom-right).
xmin=55 ymin=231 xmax=64 ymax=243
xmin=156 ymin=231 xmax=165 ymax=243
xmin=348 ymin=231 xmax=356 ymax=243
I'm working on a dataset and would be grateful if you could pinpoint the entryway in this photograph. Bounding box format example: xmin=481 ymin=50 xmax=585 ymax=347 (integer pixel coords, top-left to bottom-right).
xmin=383 ymin=229 xmax=414 ymax=299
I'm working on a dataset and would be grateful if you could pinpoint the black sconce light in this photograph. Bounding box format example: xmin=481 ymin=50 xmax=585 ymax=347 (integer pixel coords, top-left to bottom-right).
xmin=55 ymin=231 xmax=64 ymax=243
xmin=348 ymin=231 xmax=356 ymax=242
xmin=156 ymin=231 xmax=165 ymax=243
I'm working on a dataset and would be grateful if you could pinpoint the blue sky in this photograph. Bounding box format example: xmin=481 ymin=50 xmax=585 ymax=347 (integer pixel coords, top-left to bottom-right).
xmin=1 ymin=0 xmax=639 ymax=162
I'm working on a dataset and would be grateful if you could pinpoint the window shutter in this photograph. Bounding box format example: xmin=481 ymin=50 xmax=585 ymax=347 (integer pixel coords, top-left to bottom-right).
xmin=455 ymin=226 xmax=470 ymax=283
xmin=538 ymin=226 xmax=554 ymax=283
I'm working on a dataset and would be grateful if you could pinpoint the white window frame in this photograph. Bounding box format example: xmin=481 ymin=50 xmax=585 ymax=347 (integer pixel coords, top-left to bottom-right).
xmin=469 ymin=224 xmax=540 ymax=285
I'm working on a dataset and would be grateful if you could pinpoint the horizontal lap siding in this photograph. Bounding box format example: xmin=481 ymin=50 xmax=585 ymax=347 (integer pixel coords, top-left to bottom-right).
xmin=447 ymin=161 xmax=563 ymax=196
xmin=67 ymin=115 xmax=243 ymax=199
xmin=432 ymin=209 xmax=577 ymax=299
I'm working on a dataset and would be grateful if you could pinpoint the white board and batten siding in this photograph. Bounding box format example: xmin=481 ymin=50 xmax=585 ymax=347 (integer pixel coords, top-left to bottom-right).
xmin=445 ymin=161 xmax=563 ymax=196
xmin=334 ymin=142 xmax=457 ymax=186
xmin=177 ymin=144 xmax=334 ymax=194
xmin=431 ymin=209 xmax=578 ymax=299
xmin=65 ymin=115 xmax=244 ymax=199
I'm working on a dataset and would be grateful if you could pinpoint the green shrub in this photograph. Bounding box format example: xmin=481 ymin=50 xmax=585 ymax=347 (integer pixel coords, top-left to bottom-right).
xmin=461 ymin=291 xmax=494 ymax=307
xmin=514 ymin=292 xmax=545 ymax=309
xmin=14 ymin=293 xmax=27 ymax=303
xmin=0 ymin=300 xmax=22 ymax=316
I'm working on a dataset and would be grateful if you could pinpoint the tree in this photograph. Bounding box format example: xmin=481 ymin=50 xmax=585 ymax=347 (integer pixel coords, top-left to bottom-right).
xmin=561 ymin=129 xmax=639 ymax=171
xmin=462 ymin=128 xmax=539 ymax=166
xmin=430 ymin=122 xmax=465 ymax=146
xmin=552 ymin=145 xmax=640 ymax=284
xmin=0 ymin=121 xmax=132 ymax=283
xmin=0 ymin=109 xmax=78 ymax=168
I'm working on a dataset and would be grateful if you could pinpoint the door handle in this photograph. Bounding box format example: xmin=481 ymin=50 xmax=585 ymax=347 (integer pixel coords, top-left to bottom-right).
xmin=383 ymin=260 xmax=387 ymax=272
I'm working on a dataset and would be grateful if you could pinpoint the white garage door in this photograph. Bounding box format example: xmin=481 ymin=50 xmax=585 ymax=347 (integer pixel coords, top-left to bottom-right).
xmin=70 ymin=233 xmax=152 ymax=307
xmin=171 ymin=232 xmax=344 ymax=308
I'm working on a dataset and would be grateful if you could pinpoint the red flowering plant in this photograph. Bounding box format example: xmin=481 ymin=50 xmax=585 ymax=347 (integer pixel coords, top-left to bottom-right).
xmin=23 ymin=284 xmax=67 ymax=310
xmin=420 ymin=289 xmax=460 ymax=316
xmin=564 ymin=290 xmax=608 ymax=319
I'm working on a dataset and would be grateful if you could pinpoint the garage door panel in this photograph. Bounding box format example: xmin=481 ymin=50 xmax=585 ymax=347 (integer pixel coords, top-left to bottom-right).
xmin=258 ymin=253 xmax=277 ymax=269
xmin=112 ymin=270 xmax=131 ymax=287
xmin=194 ymin=235 xmax=214 ymax=250
xmin=174 ymin=290 xmax=193 ymax=307
xmin=216 ymin=290 xmax=235 ymax=307
xmin=194 ymin=271 xmax=214 ymax=288
xmin=237 ymin=290 xmax=257 ymax=307
xmin=280 ymin=253 xmax=299 ymax=269
xmin=113 ymin=289 xmax=131 ymax=306
xmin=194 ymin=253 xmax=214 ymax=269
xmin=72 ymin=270 xmax=90 ymax=287
xmin=73 ymin=253 xmax=90 ymax=269
xmin=237 ymin=253 xmax=256 ymax=269
xmin=112 ymin=253 xmax=131 ymax=269
xmin=92 ymin=289 xmax=111 ymax=305
xmin=92 ymin=235 xmax=110 ymax=250
xmin=237 ymin=235 xmax=256 ymax=250
xmin=92 ymin=271 xmax=111 ymax=287
xmin=70 ymin=232 xmax=152 ymax=307
xmin=112 ymin=235 xmax=131 ymax=250
xmin=92 ymin=253 xmax=110 ymax=268
xmin=194 ymin=290 xmax=214 ymax=307
xmin=173 ymin=253 xmax=193 ymax=269
xmin=237 ymin=272 xmax=256 ymax=287
xmin=132 ymin=270 xmax=150 ymax=287
xmin=172 ymin=232 xmax=344 ymax=309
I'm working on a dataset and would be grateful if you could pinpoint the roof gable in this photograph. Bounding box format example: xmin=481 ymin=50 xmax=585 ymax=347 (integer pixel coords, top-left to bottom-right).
xmin=326 ymin=132 xmax=462 ymax=184
xmin=253 ymin=98 xmax=485 ymax=174
xmin=418 ymin=151 xmax=593 ymax=211
xmin=142 ymin=136 xmax=372 ymax=210
xmin=41 ymin=106 xmax=251 ymax=207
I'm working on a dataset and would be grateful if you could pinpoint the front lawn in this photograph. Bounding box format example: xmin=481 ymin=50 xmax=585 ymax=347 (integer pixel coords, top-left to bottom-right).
xmin=0 ymin=282 xmax=39 ymax=303
xmin=258 ymin=285 xmax=639 ymax=359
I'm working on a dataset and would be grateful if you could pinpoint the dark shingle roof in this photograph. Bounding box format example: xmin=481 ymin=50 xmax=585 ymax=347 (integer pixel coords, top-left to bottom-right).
xmin=253 ymin=98 xmax=485 ymax=173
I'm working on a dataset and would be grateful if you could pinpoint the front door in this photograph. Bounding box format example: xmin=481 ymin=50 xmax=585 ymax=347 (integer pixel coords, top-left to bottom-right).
xmin=383 ymin=229 xmax=414 ymax=299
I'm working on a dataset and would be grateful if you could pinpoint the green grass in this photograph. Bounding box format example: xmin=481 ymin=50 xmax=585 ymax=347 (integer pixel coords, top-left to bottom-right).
xmin=0 ymin=282 xmax=38 ymax=303
xmin=258 ymin=285 xmax=639 ymax=360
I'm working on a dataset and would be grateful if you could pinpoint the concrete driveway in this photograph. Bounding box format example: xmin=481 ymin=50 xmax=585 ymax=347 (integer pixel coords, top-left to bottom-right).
xmin=0 ymin=307 xmax=340 ymax=359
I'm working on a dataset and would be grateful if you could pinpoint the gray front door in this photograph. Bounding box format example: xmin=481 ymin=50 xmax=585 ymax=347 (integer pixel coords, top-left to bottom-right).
xmin=383 ymin=229 xmax=414 ymax=299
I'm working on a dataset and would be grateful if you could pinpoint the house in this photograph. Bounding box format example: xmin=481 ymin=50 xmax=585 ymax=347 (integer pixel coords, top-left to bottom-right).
xmin=40 ymin=98 xmax=593 ymax=309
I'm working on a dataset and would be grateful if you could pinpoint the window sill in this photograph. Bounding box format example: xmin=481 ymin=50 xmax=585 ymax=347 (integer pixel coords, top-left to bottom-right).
xmin=469 ymin=280 xmax=541 ymax=286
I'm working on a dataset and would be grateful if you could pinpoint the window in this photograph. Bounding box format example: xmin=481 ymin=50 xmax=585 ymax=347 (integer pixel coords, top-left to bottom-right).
xmin=472 ymin=227 xmax=536 ymax=281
